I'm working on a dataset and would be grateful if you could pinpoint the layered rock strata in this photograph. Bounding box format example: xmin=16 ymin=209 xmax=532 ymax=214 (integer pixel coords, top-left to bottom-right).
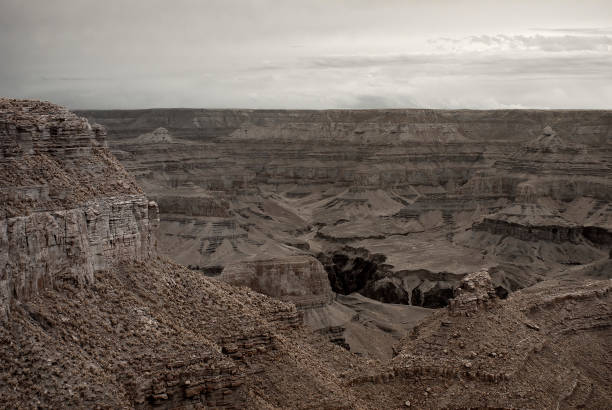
xmin=77 ymin=108 xmax=612 ymax=310
xmin=219 ymin=255 xmax=334 ymax=309
xmin=0 ymin=99 xmax=157 ymax=320
xmin=2 ymin=99 xmax=611 ymax=409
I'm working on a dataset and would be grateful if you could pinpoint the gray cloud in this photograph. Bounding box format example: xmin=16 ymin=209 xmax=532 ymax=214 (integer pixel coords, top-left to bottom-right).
xmin=531 ymin=27 xmax=612 ymax=35
xmin=301 ymin=53 xmax=612 ymax=78
xmin=1 ymin=0 xmax=611 ymax=109
xmin=436 ymin=34 xmax=612 ymax=52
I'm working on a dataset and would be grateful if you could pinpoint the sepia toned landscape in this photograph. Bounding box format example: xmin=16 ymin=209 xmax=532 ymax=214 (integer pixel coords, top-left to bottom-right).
xmin=1 ymin=1 xmax=611 ymax=408
xmin=0 ymin=98 xmax=609 ymax=408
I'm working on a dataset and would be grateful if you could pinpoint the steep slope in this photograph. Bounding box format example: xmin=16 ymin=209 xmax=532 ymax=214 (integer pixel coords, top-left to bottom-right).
xmin=0 ymin=258 xmax=369 ymax=408
xmin=351 ymin=271 xmax=612 ymax=409
xmin=0 ymin=99 xmax=366 ymax=408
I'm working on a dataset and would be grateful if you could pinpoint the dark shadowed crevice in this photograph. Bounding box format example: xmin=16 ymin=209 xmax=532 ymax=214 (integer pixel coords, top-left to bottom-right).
xmin=328 ymin=255 xmax=379 ymax=294
xmin=362 ymin=280 xmax=411 ymax=304
xmin=317 ymin=249 xmax=384 ymax=295
xmin=582 ymin=226 xmax=612 ymax=246
xmin=411 ymin=285 xmax=454 ymax=308
xmin=495 ymin=286 xmax=509 ymax=299
xmin=317 ymin=249 xmax=460 ymax=308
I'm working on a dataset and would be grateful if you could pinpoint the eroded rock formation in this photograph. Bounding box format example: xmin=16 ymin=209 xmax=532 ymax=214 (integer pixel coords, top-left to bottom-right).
xmin=448 ymin=269 xmax=497 ymax=316
xmin=1 ymin=100 xmax=611 ymax=409
xmin=219 ymin=255 xmax=334 ymax=309
xmin=375 ymin=277 xmax=612 ymax=409
xmin=0 ymin=99 xmax=157 ymax=320
xmin=0 ymin=99 xmax=367 ymax=408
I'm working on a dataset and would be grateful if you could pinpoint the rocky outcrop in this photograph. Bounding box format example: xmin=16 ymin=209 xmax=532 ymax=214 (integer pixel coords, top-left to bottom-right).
xmin=2 ymin=100 xmax=142 ymax=217
xmin=219 ymin=255 xmax=334 ymax=309
xmin=348 ymin=278 xmax=612 ymax=409
xmin=0 ymin=196 xmax=158 ymax=319
xmin=0 ymin=99 xmax=158 ymax=321
xmin=448 ymin=269 xmax=497 ymax=316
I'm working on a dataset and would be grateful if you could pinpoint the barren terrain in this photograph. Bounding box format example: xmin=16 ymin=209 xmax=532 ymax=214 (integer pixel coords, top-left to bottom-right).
xmin=0 ymin=99 xmax=609 ymax=408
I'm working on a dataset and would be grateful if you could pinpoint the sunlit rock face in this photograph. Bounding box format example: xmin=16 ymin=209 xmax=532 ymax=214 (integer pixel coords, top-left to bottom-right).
xmin=78 ymin=108 xmax=612 ymax=309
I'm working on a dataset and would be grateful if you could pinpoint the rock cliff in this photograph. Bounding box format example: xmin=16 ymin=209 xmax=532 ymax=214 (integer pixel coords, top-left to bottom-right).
xmin=1 ymin=99 xmax=158 ymax=321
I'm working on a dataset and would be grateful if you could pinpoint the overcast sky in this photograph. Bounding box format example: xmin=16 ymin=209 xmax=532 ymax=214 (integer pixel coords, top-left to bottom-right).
xmin=1 ymin=0 xmax=611 ymax=109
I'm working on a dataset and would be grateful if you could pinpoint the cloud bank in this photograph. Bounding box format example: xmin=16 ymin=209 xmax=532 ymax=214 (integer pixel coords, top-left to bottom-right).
xmin=0 ymin=0 xmax=611 ymax=109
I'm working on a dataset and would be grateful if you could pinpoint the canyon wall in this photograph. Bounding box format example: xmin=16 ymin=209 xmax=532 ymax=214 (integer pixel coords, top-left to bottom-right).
xmin=220 ymin=256 xmax=334 ymax=309
xmin=0 ymin=99 xmax=158 ymax=320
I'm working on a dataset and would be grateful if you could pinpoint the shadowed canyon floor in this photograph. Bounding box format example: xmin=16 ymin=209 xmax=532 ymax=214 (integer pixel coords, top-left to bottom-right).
xmin=0 ymin=99 xmax=610 ymax=408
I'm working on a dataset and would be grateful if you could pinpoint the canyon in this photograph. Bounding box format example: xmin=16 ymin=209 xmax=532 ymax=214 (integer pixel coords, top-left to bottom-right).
xmin=78 ymin=107 xmax=612 ymax=355
xmin=0 ymin=99 xmax=610 ymax=408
